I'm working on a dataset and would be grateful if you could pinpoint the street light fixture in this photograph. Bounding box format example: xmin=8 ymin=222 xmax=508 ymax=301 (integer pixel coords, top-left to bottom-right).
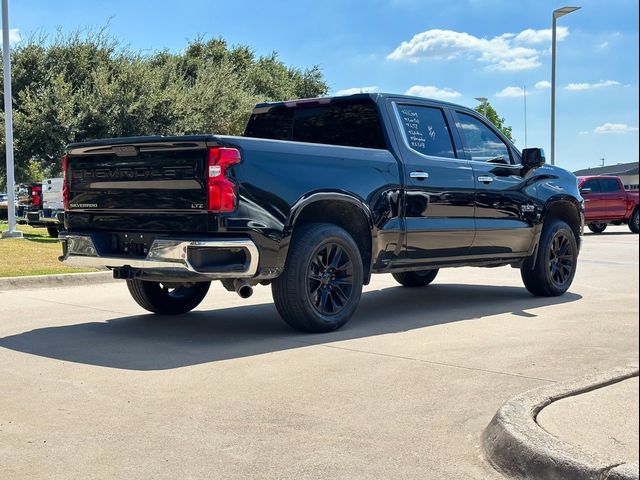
xmin=475 ymin=97 xmax=489 ymax=117
xmin=551 ymin=6 xmax=581 ymax=166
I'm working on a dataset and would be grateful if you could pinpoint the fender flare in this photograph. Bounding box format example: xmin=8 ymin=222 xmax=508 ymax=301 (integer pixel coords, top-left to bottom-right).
xmin=526 ymin=196 xmax=583 ymax=268
xmin=280 ymin=191 xmax=376 ymax=282
xmin=285 ymin=191 xmax=375 ymax=232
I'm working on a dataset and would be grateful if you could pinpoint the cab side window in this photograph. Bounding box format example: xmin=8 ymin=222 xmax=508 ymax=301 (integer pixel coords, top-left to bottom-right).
xmin=581 ymin=179 xmax=601 ymax=193
xmin=396 ymin=105 xmax=457 ymax=158
xmin=457 ymin=112 xmax=511 ymax=163
xmin=599 ymin=178 xmax=621 ymax=193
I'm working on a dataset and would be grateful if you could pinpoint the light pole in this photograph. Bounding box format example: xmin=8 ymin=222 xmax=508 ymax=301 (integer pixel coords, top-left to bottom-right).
xmin=523 ymin=85 xmax=528 ymax=148
xmin=551 ymin=6 xmax=580 ymax=166
xmin=475 ymin=97 xmax=489 ymax=117
xmin=1 ymin=0 xmax=22 ymax=238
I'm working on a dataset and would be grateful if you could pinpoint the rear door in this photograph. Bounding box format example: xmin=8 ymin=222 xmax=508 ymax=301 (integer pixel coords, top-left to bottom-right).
xmin=453 ymin=110 xmax=535 ymax=255
xmin=599 ymin=177 xmax=627 ymax=218
xmin=386 ymin=100 xmax=475 ymax=264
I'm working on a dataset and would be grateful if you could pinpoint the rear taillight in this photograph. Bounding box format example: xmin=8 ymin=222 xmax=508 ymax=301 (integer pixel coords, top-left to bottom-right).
xmin=62 ymin=154 xmax=70 ymax=210
xmin=206 ymin=147 xmax=241 ymax=212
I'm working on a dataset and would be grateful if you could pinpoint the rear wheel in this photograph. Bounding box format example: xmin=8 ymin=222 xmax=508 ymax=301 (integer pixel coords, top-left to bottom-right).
xmin=521 ymin=219 xmax=578 ymax=297
xmin=272 ymin=223 xmax=363 ymax=333
xmin=47 ymin=226 xmax=59 ymax=238
xmin=629 ymin=209 xmax=639 ymax=233
xmin=392 ymin=269 xmax=439 ymax=287
xmin=588 ymin=223 xmax=607 ymax=233
xmin=126 ymin=279 xmax=210 ymax=314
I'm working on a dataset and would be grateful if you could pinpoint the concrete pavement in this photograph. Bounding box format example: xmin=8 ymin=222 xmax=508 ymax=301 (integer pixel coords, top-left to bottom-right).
xmin=0 ymin=226 xmax=638 ymax=479
xmin=538 ymin=376 xmax=639 ymax=467
xmin=483 ymin=365 xmax=638 ymax=480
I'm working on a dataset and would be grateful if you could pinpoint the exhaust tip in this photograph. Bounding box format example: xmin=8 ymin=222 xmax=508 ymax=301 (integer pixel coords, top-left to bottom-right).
xmin=233 ymin=279 xmax=253 ymax=299
xmin=238 ymin=285 xmax=253 ymax=299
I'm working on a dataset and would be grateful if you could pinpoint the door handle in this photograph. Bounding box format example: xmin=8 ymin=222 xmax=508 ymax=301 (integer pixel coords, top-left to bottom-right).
xmin=477 ymin=176 xmax=494 ymax=183
xmin=410 ymin=171 xmax=429 ymax=180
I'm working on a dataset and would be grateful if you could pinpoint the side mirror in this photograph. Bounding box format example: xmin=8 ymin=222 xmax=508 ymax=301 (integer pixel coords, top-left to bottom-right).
xmin=522 ymin=148 xmax=546 ymax=171
xmin=579 ymin=187 xmax=592 ymax=195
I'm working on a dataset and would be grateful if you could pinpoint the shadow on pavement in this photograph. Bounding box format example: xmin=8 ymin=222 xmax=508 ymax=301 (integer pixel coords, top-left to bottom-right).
xmin=0 ymin=284 xmax=581 ymax=371
xmin=584 ymin=231 xmax=636 ymax=236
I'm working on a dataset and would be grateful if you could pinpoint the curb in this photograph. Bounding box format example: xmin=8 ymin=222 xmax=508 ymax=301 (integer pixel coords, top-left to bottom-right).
xmin=0 ymin=271 xmax=116 ymax=291
xmin=482 ymin=365 xmax=639 ymax=480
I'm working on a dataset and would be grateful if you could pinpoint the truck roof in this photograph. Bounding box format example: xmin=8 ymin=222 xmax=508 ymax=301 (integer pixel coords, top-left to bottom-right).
xmin=68 ymin=93 xmax=475 ymax=149
xmin=577 ymin=175 xmax=623 ymax=181
xmin=252 ymin=92 xmax=469 ymax=111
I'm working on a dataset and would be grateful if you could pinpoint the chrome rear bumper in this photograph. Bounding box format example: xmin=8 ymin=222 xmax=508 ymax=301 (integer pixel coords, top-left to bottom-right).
xmin=59 ymin=233 xmax=259 ymax=278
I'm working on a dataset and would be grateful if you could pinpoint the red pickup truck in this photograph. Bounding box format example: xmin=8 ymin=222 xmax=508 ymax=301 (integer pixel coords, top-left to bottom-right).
xmin=578 ymin=176 xmax=639 ymax=233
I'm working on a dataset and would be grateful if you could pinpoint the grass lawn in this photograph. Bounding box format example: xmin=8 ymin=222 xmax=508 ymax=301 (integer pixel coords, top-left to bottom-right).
xmin=0 ymin=221 xmax=97 ymax=277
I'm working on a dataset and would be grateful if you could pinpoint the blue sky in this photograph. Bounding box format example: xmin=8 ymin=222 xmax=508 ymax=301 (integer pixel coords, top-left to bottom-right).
xmin=6 ymin=0 xmax=639 ymax=172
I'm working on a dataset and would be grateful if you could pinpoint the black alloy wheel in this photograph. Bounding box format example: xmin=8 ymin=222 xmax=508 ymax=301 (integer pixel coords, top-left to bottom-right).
xmin=588 ymin=223 xmax=607 ymax=233
xmin=630 ymin=209 xmax=639 ymax=233
xmin=271 ymin=223 xmax=363 ymax=333
xmin=126 ymin=279 xmax=210 ymax=314
xmin=521 ymin=219 xmax=578 ymax=297
xmin=306 ymin=243 xmax=354 ymax=315
xmin=547 ymin=231 xmax=574 ymax=288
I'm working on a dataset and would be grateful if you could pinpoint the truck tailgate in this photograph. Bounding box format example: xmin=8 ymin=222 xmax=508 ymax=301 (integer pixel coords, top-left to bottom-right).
xmin=65 ymin=136 xmax=215 ymax=232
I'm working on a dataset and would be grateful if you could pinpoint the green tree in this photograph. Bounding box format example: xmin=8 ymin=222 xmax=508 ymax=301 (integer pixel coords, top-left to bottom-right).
xmin=474 ymin=101 xmax=515 ymax=143
xmin=1 ymin=29 xmax=329 ymax=186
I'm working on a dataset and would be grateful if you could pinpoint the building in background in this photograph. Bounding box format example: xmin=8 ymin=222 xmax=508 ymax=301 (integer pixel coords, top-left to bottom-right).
xmin=574 ymin=162 xmax=640 ymax=190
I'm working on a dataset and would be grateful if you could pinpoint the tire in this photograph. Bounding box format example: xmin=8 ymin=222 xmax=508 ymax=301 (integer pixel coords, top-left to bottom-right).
xmin=629 ymin=209 xmax=639 ymax=234
xmin=47 ymin=226 xmax=59 ymax=238
xmin=588 ymin=223 xmax=607 ymax=233
xmin=521 ymin=219 xmax=578 ymax=297
xmin=271 ymin=223 xmax=363 ymax=333
xmin=126 ymin=279 xmax=210 ymax=314
xmin=392 ymin=269 xmax=439 ymax=287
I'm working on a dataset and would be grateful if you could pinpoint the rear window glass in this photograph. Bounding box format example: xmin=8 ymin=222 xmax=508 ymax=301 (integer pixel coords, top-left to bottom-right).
xmin=396 ymin=105 xmax=456 ymax=158
xmin=599 ymin=178 xmax=621 ymax=192
xmin=244 ymin=99 xmax=386 ymax=149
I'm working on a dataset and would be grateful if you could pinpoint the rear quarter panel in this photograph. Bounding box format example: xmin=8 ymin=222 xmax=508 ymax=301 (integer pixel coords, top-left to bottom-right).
xmin=216 ymin=136 xmax=403 ymax=275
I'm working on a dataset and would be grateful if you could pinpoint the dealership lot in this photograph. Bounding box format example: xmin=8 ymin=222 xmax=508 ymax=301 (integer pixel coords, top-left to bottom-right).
xmin=1 ymin=227 xmax=638 ymax=479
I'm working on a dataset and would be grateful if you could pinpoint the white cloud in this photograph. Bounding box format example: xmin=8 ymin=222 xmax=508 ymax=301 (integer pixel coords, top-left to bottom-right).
xmin=513 ymin=27 xmax=568 ymax=44
xmin=578 ymin=131 xmax=590 ymax=135
xmin=387 ymin=27 xmax=569 ymax=71
xmin=490 ymin=57 xmax=541 ymax=71
xmin=0 ymin=28 xmax=21 ymax=46
xmin=405 ymin=85 xmax=462 ymax=99
xmin=496 ymin=86 xmax=525 ymax=98
xmin=565 ymin=80 xmax=620 ymax=91
xmin=334 ymin=86 xmax=379 ymax=96
xmin=593 ymin=123 xmax=639 ymax=134
xmin=535 ymin=80 xmax=551 ymax=89
xmin=599 ymin=41 xmax=609 ymax=49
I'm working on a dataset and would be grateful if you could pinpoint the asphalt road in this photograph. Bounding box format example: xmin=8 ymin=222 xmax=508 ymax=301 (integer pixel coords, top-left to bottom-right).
xmin=1 ymin=226 xmax=638 ymax=479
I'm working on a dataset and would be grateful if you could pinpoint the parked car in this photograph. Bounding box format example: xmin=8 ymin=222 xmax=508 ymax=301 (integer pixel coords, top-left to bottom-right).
xmin=38 ymin=178 xmax=65 ymax=237
xmin=577 ymin=175 xmax=639 ymax=233
xmin=0 ymin=192 xmax=8 ymax=220
xmin=59 ymin=93 xmax=583 ymax=332
xmin=16 ymin=183 xmax=43 ymax=225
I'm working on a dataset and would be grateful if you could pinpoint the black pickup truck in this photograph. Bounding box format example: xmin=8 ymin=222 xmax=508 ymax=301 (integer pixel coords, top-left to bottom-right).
xmin=59 ymin=93 xmax=583 ymax=332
